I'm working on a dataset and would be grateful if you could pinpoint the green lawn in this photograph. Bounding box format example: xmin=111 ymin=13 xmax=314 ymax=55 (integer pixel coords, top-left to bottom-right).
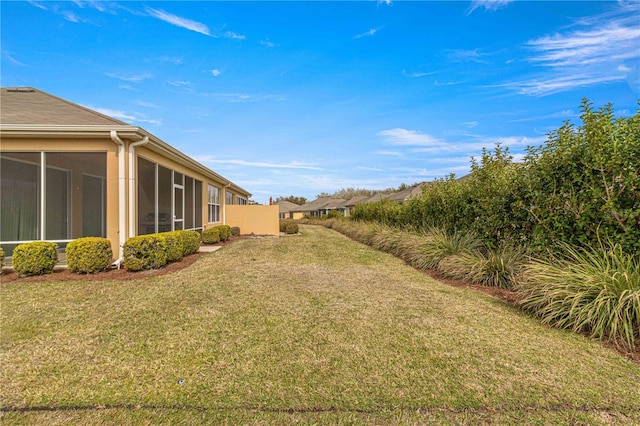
xmin=1 ymin=225 xmax=639 ymax=425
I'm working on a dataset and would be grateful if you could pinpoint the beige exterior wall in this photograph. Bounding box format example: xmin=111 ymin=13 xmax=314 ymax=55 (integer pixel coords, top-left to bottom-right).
xmin=225 ymin=205 xmax=280 ymax=236
xmin=2 ymin=137 xmax=253 ymax=260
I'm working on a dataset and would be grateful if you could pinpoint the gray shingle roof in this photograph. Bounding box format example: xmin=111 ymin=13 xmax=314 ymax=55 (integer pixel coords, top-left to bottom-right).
xmin=0 ymin=87 xmax=127 ymax=126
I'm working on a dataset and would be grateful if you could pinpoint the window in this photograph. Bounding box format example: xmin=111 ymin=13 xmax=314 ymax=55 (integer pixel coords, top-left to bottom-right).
xmin=0 ymin=151 xmax=106 ymax=256
xmin=208 ymin=185 xmax=220 ymax=222
xmin=137 ymin=157 xmax=203 ymax=235
xmin=226 ymin=191 xmax=233 ymax=205
xmin=237 ymin=196 xmax=248 ymax=205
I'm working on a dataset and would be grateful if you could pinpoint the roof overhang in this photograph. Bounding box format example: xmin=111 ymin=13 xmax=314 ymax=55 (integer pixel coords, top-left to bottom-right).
xmin=0 ymin=124 xmax=252 ymax=198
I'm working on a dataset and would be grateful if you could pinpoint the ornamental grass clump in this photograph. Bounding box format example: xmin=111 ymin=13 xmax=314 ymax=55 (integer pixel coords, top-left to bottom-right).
xmin=66 ymin=237 xmax=113 ymax=274
xmin=422 ymin=227 xmax=483 ymax=270
xmin=517 ymin=243 xmax=640 ymax=350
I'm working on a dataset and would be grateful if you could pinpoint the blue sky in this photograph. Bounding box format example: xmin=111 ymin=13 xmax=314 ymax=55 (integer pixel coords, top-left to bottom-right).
xmin=2 ymin=0 xmax=639 ymax=204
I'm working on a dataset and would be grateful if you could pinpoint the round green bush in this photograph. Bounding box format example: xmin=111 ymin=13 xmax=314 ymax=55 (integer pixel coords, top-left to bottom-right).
xmin=217 ymin=225 xmax=232 ymax=241
xmin=231 ymin=226 xmax=241 ymax=237
xmin=202 ymin=227 xmax=221 ymax=244
xmin=13 ymin=241 xmax=58 ymax=277
xmin=66 ymin=237 xmax=113 ymax=274
xmin=178 ymin=230 xmax=201 ymax=255
xmin=122 ymin=235 xmax=168 ymax=271
xmin=164 ymin=232 xmax=184 ymax=262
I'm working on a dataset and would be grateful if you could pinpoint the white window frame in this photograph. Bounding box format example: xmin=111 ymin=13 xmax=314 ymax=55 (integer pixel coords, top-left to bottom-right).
xmin=208 ymin=184 xmax=220 ymax=223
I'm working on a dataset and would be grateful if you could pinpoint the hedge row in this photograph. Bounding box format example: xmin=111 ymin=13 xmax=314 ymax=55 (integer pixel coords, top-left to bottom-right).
xmin=202 ymin=225 xmax=233 ymax=244
xmin=351 ymin=100 xmax=640 ymax=255
xmin=123 ymin=230 xmax=201 ymax=272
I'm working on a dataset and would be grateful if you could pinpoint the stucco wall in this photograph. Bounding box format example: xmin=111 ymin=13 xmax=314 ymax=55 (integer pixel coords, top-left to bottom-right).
xmin=225 ymin=205 xmax=280 ymax=236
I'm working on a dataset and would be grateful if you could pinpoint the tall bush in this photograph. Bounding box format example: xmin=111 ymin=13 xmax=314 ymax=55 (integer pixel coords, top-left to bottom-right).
xmin=521 ymin=100 xmax=640 ymax=254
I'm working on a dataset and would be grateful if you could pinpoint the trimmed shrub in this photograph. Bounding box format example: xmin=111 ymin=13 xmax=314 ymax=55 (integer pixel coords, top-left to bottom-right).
xmin=0 ymin=247 xmax=4 ymax=275
xmin=217 ymin=225 xmax=232 ymax=241
xmin=285 ymin=223 xmax=299 ymax=234
xmin=517 ymin=243 xmax=640 ymax=350
xmin=280 ymin=219 xmax=296 ymax=233
xmin=13 ymin=241 xmax=58 ymax=277
xmin=164 ymin=232 xmax=184 ymax=262
xmin=123 ymin=234 xmax=168 ymax=271
xmin=202 ymin=227 xmax=221 ymax=244
xmin=66 ymin=237 xmax=113 ymax=274
xmin=178 ymin=230 xmax=201 ymax=255
xmin=231 ymin=226 xmax=241 ymax=237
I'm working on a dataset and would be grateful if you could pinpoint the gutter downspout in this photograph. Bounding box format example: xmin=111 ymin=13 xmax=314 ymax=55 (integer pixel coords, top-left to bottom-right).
xmin=110 ymin=131 xmax=127 ymax=268
xmin=222 ymin=182 xmax=231 ymax=225
xmin=128 ymin=136 xmax=149 ymax=238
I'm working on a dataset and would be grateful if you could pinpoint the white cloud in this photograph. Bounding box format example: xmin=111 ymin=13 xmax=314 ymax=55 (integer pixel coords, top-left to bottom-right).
xmin=506 ymin=4 xmax=640 ymax=96
xmin=467 ymin=0 xmax=514 ymax=15
xmin=194 ymin=156 xmax=323 ymax=171
xmin=211 ymin=69 xmax=222 ymax=77
xmin=106 ymin=72 xmax=152 ymax=82
xmin=502 ymin=73 xmax=625 ymax=97
xmin=220 ymin=31 xmax=246 ymax=40
xmin=447 ymin=48 xmax=490 ymax=64
xmin=28 ymin=1 xmax=48 ymax=10
xmin=145 ymin=7 xmax=211 ymax=36
xmin=85 ymin=105 xmax=162 ymax=126
xmin=378 ymin=0 xmax=392 ymax=6
xmin=354 ymin=28 xmax=378 ymax=39
xmin=167 ymin=80 xmax=192 ymax=87
xmin=377 ymin=128 xmax=444 ymax=147
xmin=260 ymin=39 xmax=276 ymax=48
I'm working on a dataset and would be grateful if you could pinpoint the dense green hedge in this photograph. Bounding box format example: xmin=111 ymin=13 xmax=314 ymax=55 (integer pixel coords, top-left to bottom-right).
xmin=352 ymin=100 xmax=640 ymax=255
xmin=66 ymin=237 xmax=113 ymax=274
xmin=12 ymin=241 xmax=59 ymax=277
xmin=0 ymin=247 xmax=4 ymax=275
xmin=123 ymin=235 xmax=168 ymax=271
xmin=123 ymin=230 xmax=201 ymax=271
xmin=178 ymin=230 xmax=201 ymax=256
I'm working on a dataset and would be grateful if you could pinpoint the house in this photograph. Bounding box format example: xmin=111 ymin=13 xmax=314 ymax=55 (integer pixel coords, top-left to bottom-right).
xmin=0 ymin=87 xmax=279 ymax=263
xmin=276 ymin=201 xmax=304 ymax=220
xmin=387 ymin=183 xmax=428 ymax=203
xmin=292 ymin=197 xmax=346 ymax=218
xmin=338 ymin=195 xmax=370 ymax=217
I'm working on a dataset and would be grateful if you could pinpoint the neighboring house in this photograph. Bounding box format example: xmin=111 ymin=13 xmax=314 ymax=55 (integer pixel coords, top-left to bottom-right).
xmin=339 ymin=195 xmax=370 ymax=217
xmin=0 ymin=87 xmax=278 ymax=262
xmin=387 ymin=183 xmax=428 ymax=204
xmin=293 ymin=197 xmax=346 ymax=218
xmin=276 ymin=201 xmax=304 ymax=219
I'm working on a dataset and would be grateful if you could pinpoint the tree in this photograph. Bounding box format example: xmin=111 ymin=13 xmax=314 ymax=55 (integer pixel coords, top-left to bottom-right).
xmin=274 ymin=195 xmax=307 ymax=205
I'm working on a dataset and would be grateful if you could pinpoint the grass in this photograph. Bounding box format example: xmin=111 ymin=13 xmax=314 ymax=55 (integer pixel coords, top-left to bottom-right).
xmin=2 ymin=225 xmax=640 ymax=425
